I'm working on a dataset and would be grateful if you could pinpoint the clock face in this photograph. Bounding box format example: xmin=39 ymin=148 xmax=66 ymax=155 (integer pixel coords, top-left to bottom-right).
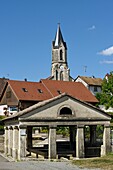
xmin=60 ymin=65 xmax=64 ymax=71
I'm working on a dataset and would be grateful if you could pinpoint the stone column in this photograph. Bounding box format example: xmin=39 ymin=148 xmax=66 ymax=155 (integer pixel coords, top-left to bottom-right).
xmin=12 ymin=126 xmax=19 ymax=160
xmin=4 ymin=127 xmax=8 ymax=155
xmin=48 ymin=125 xmax=56 ymax=159
xmin=18 ymin=126 xmax=27 ymax=160
xmin=90 ymin=125 xmax=97 ymax=146
xmin=27 ymin=126 xmax=32 ymax=154
xmin=76 ymin=125 xmax=85 ymax=158
xmin=8 ymin=126 xmax=13 ymax=156
xmin=111 ymin=129 xmax=113 ymax=145
xmin=101 ymin=125 xmax=111 ymax=156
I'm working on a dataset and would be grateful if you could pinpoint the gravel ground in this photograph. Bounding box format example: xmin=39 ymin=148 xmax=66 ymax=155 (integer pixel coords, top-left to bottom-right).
xmin=0 ymin=160 xmax=101 ymax=170
xmin=0 ymin=153 xmax=101 ymax=170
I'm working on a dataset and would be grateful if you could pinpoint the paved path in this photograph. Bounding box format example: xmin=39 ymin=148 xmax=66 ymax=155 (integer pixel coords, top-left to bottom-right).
xmin=0 ymin=154 xmax=101 ymax=170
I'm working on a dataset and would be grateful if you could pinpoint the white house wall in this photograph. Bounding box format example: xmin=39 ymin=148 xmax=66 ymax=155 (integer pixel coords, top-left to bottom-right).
xmin=89 ymin=86 xmax=101 ymax=95
xmin=75 ymin=77 xmax=88 ymax=88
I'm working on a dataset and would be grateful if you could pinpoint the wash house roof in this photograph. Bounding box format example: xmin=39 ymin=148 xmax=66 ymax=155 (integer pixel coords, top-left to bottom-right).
xmin=3 ymin=93 xmax=111 ymax=123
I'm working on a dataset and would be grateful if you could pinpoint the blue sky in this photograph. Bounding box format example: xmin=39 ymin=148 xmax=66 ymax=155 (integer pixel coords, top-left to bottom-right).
xmin=0 ymin=0 xmax=113 ymax=81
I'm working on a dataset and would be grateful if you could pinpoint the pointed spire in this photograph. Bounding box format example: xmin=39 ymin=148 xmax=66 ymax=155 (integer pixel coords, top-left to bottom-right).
xmin=54 ymin=23 xmax=64 ymax=47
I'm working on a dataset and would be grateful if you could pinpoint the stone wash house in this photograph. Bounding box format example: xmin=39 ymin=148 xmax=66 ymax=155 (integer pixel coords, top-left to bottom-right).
xmin=3 ymin=93 xmax=111 ymax=160
xmin=2 ymin=25 xmax=112 ymax=160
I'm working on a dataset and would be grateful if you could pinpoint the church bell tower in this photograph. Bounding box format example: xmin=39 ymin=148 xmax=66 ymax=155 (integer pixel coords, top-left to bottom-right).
xmin=51 ymin=24 xmax=70 ymax=81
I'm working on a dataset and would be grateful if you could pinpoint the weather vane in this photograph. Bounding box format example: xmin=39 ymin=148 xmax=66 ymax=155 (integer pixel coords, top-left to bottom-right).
xmin=58 ymin=22 xmax=60 ymax=26
xmin=83 ymin=66 xmax=87 ymax=73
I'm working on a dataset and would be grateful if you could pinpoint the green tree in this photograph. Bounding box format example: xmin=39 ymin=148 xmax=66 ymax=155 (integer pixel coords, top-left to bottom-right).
xmin=96 ymin=71 xmax=113 ymax=109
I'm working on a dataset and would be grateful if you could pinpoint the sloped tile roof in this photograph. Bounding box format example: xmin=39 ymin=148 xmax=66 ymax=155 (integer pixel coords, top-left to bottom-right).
xmin=41 ymin=79 xmax=98 ymax=103
xmin=6 ymin=79 xmax=98 ymax=103
xmin=76 ymin=76 xmax=102 ymax=86
xmin=7 ymin=80 xmax=52 ymax=101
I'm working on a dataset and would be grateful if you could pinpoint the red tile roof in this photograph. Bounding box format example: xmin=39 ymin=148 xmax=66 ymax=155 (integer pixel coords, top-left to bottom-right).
xmin=7 ymin=80 xmax=52 ymax=101
xmin=6 ymin=79 xmax=98 ymax=103
xmin=41 ymin=79 xmax=98 ymax=103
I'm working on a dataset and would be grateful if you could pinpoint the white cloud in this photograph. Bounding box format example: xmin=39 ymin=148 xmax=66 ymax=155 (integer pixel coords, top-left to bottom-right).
xmin=98 ymin=46 xmax=113 ymax=56
xmin=100 ymin=60 xmax=113 ymax=64
xmin=88 ymin=25 xmax=96 ymax=31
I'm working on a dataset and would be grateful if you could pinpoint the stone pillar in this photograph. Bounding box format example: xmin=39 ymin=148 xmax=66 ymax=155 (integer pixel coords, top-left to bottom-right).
xmin=111 ymin=129 xmax=113 ymax=145
xmin=27 ymin=126 xmax=32 ymax=153
xmin=4 ymin=127 xmax=8 ymax=155
xmin=12 ymin=126 xmax=19 ymax=160
xmin=48 ymin=125 xmax=56 ymax=159
xmin=18 ymin=126 xmax=27 ymax=160
xmin=90 ymin=125 xmax=97 ymax=146
xmin=101 ymin=125 xmax=111 ymax=156
xmin=76 ymin=125 xmax=85 ymax=158
xmin=8 ymin=126 xmax=13 ymax=156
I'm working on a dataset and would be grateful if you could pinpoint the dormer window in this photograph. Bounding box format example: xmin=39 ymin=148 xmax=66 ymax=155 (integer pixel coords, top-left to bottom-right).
xmin=38 ymin=89 xmax=43 ymax=93
xmin=57 ymin=90 xmax=62 ymax=94
xmin=22 ymin=88 xmax=28 ymax=92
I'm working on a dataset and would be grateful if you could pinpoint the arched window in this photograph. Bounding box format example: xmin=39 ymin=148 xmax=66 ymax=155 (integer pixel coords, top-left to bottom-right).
xmin=60 ymin=49 xmax=63 ymax=60
xmin=56 ymin=70 xmax=58 ymax=80
xmin=60 ymin=107 xmax=72 ymax=116
xmin=60 ymin=71 xmax=63 ymax=81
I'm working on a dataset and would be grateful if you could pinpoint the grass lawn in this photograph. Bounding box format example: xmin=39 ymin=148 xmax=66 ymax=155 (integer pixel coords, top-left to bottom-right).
xmin=72 ymin=153 xmax=113 ymax=170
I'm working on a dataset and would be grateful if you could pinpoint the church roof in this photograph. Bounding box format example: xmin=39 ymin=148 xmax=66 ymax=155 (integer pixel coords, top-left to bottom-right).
xmin=53 ymin=24 xmax=67 ymax=49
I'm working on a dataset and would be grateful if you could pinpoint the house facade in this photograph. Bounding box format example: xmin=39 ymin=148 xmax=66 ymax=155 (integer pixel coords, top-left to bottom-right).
xmin=75 ymin=76 xmax=102 ymax=96
xmin=0 ymin=80 xmax=52 ymax=116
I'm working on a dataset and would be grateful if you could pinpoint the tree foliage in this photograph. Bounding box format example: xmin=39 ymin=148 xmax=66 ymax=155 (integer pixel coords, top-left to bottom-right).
xmin=96 ymin=72 xmax=113 ymax=109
